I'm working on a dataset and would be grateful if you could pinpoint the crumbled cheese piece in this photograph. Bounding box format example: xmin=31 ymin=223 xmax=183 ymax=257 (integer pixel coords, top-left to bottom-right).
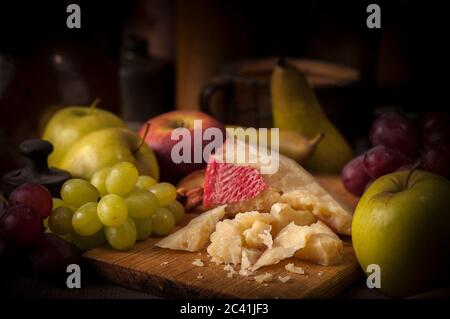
xmin=243 ymin=221 xmax=272 ymax=249
xmin=160 ymin=261 xmax=169 ymax=266
xmin=285 ymin=263 xmax=305 ymax=275
xmin=254 ymin=273 xmax=273 ymax=283
xmin=318 ymin=271 xmax=324 ymax=276
xmin=270 ymin=203 xmax=316 ymax=235
xmin=197 ymin=273 xmax=203 ymax=279
xmin=239 ymin=269 xmax=252 ymax=277
xmin=278 ymin=275 xmax=291 ymax=283
xmin=223 ymin=264 xmax=237 ymax=278
xmin=263 ymin=283 xmax=269 ymax=287
xmin=192 ymin=259 xmax=204 ymax=267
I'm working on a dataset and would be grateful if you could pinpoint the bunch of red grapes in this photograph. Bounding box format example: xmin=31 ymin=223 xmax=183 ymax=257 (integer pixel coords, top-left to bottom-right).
xmin=342 ymin=111 xmax=450 ymax=196
xmin=0 ymin=183 xmax=79 ymax=281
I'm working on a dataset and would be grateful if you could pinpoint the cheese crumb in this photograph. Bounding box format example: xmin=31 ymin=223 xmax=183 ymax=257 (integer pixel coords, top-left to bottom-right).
xmin=285 ymin=263 xmax=305 ymax=274
xmin=278 ymin=275 xmax=291 ymax=283
xmin=192 ymin=259 xmax=204 ymax=267
xmin=223 ymin=264 xmax=237 ymax=278
xmin=239 ymin=269 xmax=252 ymax=277
xmin=254 ymin=273 xmax=273 ymax=283
xmin=197 ymin=273 xmax=203 ymax=279
xmin=263 ymin=283 xmax=269 ymax=287
xmin=160 ymin=261 xmax=169 ymax=266
xmin=318 ymin=271 xmax=323 ymax=276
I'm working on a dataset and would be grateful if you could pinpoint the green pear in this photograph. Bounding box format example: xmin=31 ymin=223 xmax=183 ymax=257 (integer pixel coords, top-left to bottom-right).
xmin=42 ymin=103 xmax=125 ymax=167
xmin=271 ymin=59 xmax=353 ymax=173
xmin=59 ymin=128 xmax=159 ymax=181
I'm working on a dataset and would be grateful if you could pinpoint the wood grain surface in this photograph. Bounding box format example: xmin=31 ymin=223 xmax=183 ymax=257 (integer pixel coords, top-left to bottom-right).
xmin=83 ymin=176 xmax=363 ymax=299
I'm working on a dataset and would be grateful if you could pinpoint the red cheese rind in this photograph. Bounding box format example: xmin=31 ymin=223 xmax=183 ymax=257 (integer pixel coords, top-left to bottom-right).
xmin=203 ymin=160 xmax=267 ymax=207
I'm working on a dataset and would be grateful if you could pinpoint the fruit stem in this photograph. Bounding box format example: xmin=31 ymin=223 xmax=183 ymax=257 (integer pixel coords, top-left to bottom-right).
xmin=404 ymin=160 xmax=422 ymax=189
xmin=277 ymin=56 xmax=287 ymax=68
xmin=134 ymin=123 xmax=150 ymax=154
xmin=90 ymin=98 xmax=101 ymax=114
xmin=309 ymin=132 xmax=324 ymax=147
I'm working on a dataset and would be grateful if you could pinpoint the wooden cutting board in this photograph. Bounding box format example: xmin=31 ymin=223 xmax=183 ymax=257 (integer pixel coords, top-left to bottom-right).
xmin=83 ymin=176 xmax=362 ymax=299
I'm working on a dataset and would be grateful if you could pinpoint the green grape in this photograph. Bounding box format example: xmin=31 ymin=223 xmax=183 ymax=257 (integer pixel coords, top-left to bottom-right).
xmin=124 ymin=188 xmax=159 ymax=219
xmin=90 ymin=167 xmax=112 ymax=197
xmin=72 ymin=202 xmax=103 ymax=236
xmin=61 ymin=179 xmax=100 ymax=207
xmin=52 ymin=197 xmax=77 ymax=211
xmin=135 ymin=175 xmax=157 ymax=190
xmin=134 ymin=218 xmax=153 ymax=241
xmin=49 ymin=206 xmax=73 ymax=235
xmin=104 ymin=217 xmax=137 ymax=250
xmin=148 ymin=182 xmax=177 ymax=206
xmin=105 ymin=162 xmax=139 ymax=196
xmin=97 ymin=194 xmax=128 ymax=227
xmin=71 ymin=230 xmax=106 ymax=252
xmin=165 ymin=200 xmax=185 ymax=224
xmin=151 ymin=207 xmax=175 ymax=236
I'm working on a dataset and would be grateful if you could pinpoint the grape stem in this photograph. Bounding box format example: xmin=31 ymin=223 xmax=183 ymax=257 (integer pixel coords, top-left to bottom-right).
xmin=404 ymin=160 xmax=422 ymax=189
xmin=134 ymin=123 xmax=150 ymax=154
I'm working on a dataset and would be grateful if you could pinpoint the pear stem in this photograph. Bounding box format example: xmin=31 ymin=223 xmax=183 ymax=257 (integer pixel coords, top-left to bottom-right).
xmin=90 ymin=98 xmax=101 ymax=114
xmin=404 ymin=160 xmax=422 ymax=189
xmin=134 ymin=123 xmax=150 ymax=154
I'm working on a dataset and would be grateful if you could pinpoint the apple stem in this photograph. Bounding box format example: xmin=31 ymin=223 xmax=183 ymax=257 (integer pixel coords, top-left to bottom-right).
xmin=404 ymin=160 xmax=422 ymax=189
xmin=134 ymin=123 xmax=150 ymax=154
xmin=90 ymin=98 xmax=101 ymax=114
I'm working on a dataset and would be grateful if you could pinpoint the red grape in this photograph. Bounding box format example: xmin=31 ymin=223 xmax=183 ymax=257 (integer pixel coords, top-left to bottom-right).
xmin=341 ymin=154 xmax=372 ymax=196
xmin=29 ymin=233 xmax=80 ymax=280
xmin=421 ymin=112 xmax=450 ymax=131
xmin=8 ymin=183 xmax=53 ymax=219
xmin=0 ymin=204 xmax=44 ymax=247
xmin=423 ymin=121 xmax=450 ymax=146
xmin=369 ymin=112 xmax=420 ymax=157
xmin=422 ymin=143 xmax=450 ymax=178
xmin=363 ymin=146 xmax=411 ymax=179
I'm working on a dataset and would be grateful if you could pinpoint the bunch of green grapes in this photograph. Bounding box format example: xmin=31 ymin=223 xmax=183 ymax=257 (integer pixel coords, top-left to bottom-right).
xmin=46 ymin=162 xmax=185 ymax=251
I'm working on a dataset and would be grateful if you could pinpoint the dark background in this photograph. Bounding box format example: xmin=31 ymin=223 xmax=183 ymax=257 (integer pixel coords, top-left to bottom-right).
xmin=0 ymin=0 xmax=448 ymax=175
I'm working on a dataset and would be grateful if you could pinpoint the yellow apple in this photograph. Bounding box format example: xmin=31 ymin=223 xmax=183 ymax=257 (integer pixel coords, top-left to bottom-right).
xmin=42 ymin=105 xmax=125 ymax=166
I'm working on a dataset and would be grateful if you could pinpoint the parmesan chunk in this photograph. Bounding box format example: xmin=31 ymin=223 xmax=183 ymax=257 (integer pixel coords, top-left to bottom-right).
xmin=155 ymin=205 xmax=226 ymax=251
xmin=243 ymin=221 xmax=272 ymax=249
xmin=285 ymin=263 xmax=305 ymax=275
xmin=240 ymin=248 xmax=262 ymax=271
xmin=278 ymin=275 xmax=291 ymax=283
xmin=270 ymin=203 xmax=316 ymax=235
xmin=192 ymin=259 xmax=204 ymax=267
xmin=254 ymin=273 xmax=273 ymax=283
xmin=207 ymin=219 xmax=244 ymax=265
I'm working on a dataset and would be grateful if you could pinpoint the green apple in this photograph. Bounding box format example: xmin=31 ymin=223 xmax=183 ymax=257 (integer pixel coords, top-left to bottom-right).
xmin=59 ymin=128 xmax=159 ymax=181
xmin=353 ymin=170 xmax=450 ymax=297
xmin=42 ymin=105 xmax=125 ymax=166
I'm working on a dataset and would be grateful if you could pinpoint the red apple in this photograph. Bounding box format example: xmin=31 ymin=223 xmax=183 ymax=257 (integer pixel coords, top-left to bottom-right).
xmin=139 ymin=110 xmax=225 ymax=183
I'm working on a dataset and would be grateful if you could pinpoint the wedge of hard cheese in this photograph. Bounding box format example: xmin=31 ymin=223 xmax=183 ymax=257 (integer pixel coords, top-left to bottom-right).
xmin=204 ymin=139 xmax=353 ymax=235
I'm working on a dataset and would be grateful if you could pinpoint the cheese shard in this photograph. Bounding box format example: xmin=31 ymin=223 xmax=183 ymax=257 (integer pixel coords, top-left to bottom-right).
xmin=294 ymin=221 xmax=343 ymax=266
xmin=270 ymin=203 xmax=316 ymax=235
xmin=285 ymin=263 xmax=304 ymax=275
xmin=251 ymin=223 xmax=313 ymax=271
xmin=251 ymin=220 xmax=344 ymax=271
xmin=280 ymin=190 xmax=352 ymax=235
xmin=155 ymin=205 xmax=226 ymax=252
xmin=241 ymin=248 xmax=262 ymax=271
